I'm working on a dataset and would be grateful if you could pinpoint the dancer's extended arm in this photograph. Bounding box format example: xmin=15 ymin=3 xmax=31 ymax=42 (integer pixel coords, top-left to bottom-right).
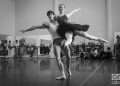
xmin=21 ymin=23 xmax=49 ymax=33
xmin=66 ymin=8 xmax=81 ymax=18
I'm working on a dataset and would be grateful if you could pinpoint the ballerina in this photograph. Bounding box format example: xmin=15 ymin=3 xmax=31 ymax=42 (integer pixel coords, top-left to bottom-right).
xmin=56 ymin=4 xmax=108 ymax=43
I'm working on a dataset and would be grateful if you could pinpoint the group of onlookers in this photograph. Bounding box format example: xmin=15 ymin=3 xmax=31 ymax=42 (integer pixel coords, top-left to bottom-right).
xmin=72 ymin=42 xmax=113 ymax=59
xmin=0 ymin=39 xmax=52 ymax=58
xmin=0 ymin=39 xmax=115 ymax=60
xmin=0 ymin=40 xmax=35 ymax=58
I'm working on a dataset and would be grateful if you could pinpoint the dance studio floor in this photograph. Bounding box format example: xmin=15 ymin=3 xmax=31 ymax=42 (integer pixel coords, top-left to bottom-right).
xmin=0 ymin=56 xmax=119 ymax=86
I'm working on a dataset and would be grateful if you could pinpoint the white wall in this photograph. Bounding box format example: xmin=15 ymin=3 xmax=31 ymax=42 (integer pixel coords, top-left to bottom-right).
xmin=111 ymin=0 xmax=120 ymax=37
xmin=0 ymin=0 xmax=15 ymax=35
xmin=104 ymin=0 xmax=120 ymax=45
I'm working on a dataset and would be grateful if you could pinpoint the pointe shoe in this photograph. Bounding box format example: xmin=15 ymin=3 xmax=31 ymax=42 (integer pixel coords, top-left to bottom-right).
xmin=103 ymin=40 xmax=109 ymax=43
xmin=56 ymin=76 xmax=66 ymax=80
xmin=98 ymin=39 xmax=109 ymax=43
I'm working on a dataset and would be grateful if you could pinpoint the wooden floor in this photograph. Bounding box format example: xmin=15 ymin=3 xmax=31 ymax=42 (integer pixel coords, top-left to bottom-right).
xmin=0 ymin=57 xmax=119 ymax=86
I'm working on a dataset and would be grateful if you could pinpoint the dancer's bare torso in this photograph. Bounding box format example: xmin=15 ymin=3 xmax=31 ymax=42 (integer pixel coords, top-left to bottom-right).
xmin=43 ymin=21 xmax=60 ymax=40
xmin=43 ymin=20 xmax=73 ymax=45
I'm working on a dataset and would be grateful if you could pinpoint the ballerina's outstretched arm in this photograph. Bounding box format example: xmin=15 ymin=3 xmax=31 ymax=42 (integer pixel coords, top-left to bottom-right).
xmin=66 ymin=8 xmax=81 ymax=18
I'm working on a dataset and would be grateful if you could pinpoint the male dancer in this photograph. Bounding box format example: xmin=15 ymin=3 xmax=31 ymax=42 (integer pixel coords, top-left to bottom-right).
xmin=21 ymin=10 xmax=71 ymax=80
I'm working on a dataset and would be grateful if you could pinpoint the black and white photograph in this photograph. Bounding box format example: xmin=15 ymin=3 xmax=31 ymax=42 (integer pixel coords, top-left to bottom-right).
xmin=0 ymin=0 xmax=120 ymax=86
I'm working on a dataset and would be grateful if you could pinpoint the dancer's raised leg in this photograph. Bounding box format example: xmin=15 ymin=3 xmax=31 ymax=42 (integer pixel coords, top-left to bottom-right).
xmin=74 ymin=31 xmax=108 ymax=43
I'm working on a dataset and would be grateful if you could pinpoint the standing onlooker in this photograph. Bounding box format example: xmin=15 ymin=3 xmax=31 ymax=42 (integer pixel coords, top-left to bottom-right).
xmin=14 ymin=40 xmax=19 ymax=58
xmin=8 ymin=40 xmax=14 ymax=57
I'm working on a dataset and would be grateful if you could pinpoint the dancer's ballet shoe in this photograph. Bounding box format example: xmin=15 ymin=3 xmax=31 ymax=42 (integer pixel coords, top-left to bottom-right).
xmin=98 ymin=39 xmax=109 ymax=43
xmin=102 ymin=40 xmax=109 ymax=43
xmin=56 ymin=76 xmax=66 ymax=80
